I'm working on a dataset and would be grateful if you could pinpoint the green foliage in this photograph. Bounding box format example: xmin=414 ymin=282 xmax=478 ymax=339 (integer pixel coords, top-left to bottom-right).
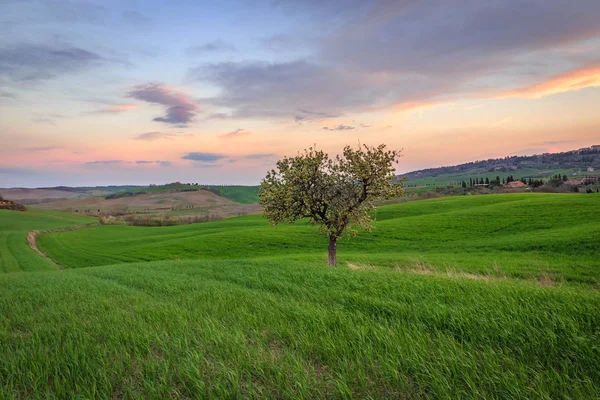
xmin=259 ymin=144 xmax=403 ymax=265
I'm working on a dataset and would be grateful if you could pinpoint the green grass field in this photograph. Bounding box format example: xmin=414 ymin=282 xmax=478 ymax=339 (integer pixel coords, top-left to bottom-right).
xmin=1 ymin=193 xmax=600 ymax=398
xmin=0 ymin=209 xmax=94 ymax=273
xmin=210 ymin=185 xmax=260 ymax=204
xmin=39 ymin=193 xmax=600 ymax=285
xmin=120 ymin=184 xmax=260 ymax=204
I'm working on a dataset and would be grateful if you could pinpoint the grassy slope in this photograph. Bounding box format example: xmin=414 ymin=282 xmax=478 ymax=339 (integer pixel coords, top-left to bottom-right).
xmin=212 ymin=185 xmax=260 ymax=204
xmin=127 ymin=183 xmax=200 ymax=194
xmin=404 ymin=167 xmax=600 ymax=187
xmin=0 ymin=209 xmax=94 ymax=273
xmin=1 ymin=260 xmax=599 ymax=399
xmin=3 ymin=193 xmax=600 ymax=398
xmin=39 ymin=193 xmax=600 ymax=284
xmin=125 ymin=184 xmax=260 ymax=204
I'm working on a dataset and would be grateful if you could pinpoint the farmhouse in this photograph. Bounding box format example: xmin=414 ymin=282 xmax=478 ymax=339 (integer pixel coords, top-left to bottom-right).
xmin=588 ymin=167 xmax=595 ymax=172
xmin=504 ymin=181 xmax=527 ymax=188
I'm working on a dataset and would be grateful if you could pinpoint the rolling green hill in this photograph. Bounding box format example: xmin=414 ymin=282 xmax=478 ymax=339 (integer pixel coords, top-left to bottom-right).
xmin=402 ymin=145 xmax=600 ymax=187
xmin=108 ymin=184 xmax=260 ymax=204
xmin=1 ymin=258 xmax=599 ymax=399
xmin=0 ymin=209 xmax=94 ymax=273
xmin=38 ymin=193 xmax=600 ymax=284
xmin=1 ymin=193 xmax=600 ymax=398
xmin=209 ymin=185 xmax=260 ymax=204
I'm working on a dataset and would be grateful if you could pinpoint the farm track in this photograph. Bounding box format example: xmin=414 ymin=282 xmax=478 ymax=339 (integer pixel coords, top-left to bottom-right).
xmin=27 ymin=224 xmax=98 ymax=269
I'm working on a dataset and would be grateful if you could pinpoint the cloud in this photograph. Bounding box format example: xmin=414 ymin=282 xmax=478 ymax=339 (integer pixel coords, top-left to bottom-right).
xmin=190 ymin=0 xmax=600 ymax=120
xmin=182 ymin=152 xmax=227 ymax=162
xmin=0 ymin=44 xmax=104 ymax=83
xmin=190 ymin=60 xmax=378 ymax=119
xmin=220 ymin=128 xmax=251 ymax=139
xmin=95 ymin=104 xmax=140 ymax=113
xmin=134 ymin=132 xmax=177 ymax=141
xmin=260 ymin=34 xmax=308 ymax=52
xmin=295 ymin=108 xmax=339 ymax=122
xmin=0 ymin=91 xmax=16 ymax=98
xmin=322 ymin=124 xmax=355 ymax=131
xmin=84 ymin=160 xmax=122 ymax=166
xmin=133 ymin=159 xmax=173 ymax=167
xmin=187 ymin=40 xmax=236 ymax=54
xmin=192 ymin=163 xmax=222 ymax=169
xmin=0 ymin=167 xmax=32 ymax=174
xmin=245 ymin=153 xmax=276 ymax=159
xmin=43 ymin=0 xmax=107 ymax=24
xmin=499 ymin=62 xmax=600 ymax=99
xmin=127 ymin=82 xmax=200 ymax=126
xmin=132 ymin=132 xmax=194 ymax=141
xmin=31 ymin=117 xmax=59 ymax=127
xmin=191 ymin=59 xmax=455 ymax=120
xmin=205 ymin=112 xmax=232 ymax=120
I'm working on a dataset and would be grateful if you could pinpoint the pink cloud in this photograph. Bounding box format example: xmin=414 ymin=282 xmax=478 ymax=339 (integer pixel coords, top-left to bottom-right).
xmin=219 ymin=128 xmax=251 ymax=139
xmin=127 ymin=82 xmax=200 ymax=125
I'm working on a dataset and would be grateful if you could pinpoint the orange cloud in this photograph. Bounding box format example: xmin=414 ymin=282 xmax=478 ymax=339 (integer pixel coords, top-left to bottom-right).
xmin=99 ymin=104 xmax=141 ymax=113
xmin=500 ymin=63 xmax=600 ymax=99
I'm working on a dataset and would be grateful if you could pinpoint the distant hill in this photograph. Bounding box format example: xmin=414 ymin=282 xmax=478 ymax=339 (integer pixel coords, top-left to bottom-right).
xmin=401 ymin=145 xmax=600 ymax=185
xmin=104 ymin=183 xmax=260 ymax=204
xmin=0 ymin=183 xmax=261 ymax=205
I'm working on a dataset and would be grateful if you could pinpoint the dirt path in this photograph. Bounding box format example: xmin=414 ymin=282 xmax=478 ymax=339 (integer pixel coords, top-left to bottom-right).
xmin=27 ymin=224 xmax=98 ymax=270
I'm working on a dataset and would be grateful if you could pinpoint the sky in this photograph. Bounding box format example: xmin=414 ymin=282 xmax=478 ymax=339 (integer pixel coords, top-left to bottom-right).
xmin=1 ymin=0 xmax=600 ymax=187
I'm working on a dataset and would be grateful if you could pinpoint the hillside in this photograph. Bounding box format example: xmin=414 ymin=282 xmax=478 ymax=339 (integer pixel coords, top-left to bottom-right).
xmin=402 ymin=145 xmax=600 ymax=186
xmin=35 ymin=189 xmax=260 ymax=219
xmin=0 ymin=186 xmax=144 ymax=205
xmin=210 ymin=185 xmax=260 ymax=204
xmin=37 ymin=193 xmax=600 ymax=284
xmin=1 ymin=193 xmax=599 ymax=398
xmin=0 ymin=209 xmax=94 ymax=273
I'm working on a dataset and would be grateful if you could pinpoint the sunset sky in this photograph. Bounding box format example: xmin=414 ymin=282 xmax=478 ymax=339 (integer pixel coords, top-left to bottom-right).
xmin=1 ymin=0 xmax=600 ymax=187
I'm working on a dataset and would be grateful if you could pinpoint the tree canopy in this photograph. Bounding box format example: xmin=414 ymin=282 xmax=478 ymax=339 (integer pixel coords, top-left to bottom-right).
xmin=258 ymin=144 xmax=403 ymax=266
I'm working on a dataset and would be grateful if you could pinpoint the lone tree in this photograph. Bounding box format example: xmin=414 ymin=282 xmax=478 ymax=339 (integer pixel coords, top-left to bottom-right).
xmin=258 ymin=144 xmax=403 ymax=267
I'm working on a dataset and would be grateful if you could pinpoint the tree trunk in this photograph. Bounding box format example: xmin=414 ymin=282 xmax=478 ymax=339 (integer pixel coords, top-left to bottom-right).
xmin=328 ymin=236 xmax=337 ymax=267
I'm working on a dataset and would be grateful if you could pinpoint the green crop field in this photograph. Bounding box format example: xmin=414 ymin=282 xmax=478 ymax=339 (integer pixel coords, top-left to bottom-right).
xmin=210 ymin=185 xmax=260 ymax=204
xmin=0 ymin=209 xmax=94 ymax=273
xmin=1 ymin=193 xmax=599 ymax=398
xmin=39 ymin=193 xmax=600 ymax=284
